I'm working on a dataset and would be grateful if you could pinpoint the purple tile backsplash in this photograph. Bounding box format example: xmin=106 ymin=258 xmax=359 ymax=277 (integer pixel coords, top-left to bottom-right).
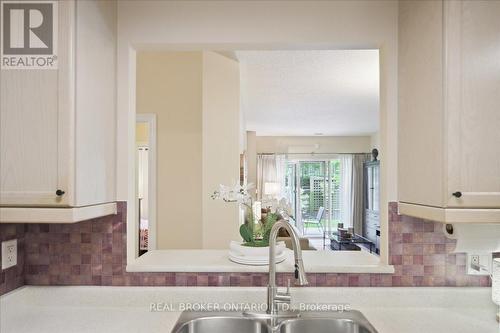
xmin=0 ymin=202 xmax=494 ymax=296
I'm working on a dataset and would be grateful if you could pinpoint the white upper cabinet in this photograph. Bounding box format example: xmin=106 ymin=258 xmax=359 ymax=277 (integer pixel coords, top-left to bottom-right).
xmin=398 ymin=0 xmax=500 ymax=223
xmin=0 ymin=0 xmax=116 ymax=221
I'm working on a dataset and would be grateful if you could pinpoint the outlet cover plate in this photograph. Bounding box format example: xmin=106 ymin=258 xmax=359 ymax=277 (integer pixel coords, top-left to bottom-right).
xmin=467 ymin=253 xmax=491 ymax=275
xmin=1 ymin=239 xmax=17 ymax=270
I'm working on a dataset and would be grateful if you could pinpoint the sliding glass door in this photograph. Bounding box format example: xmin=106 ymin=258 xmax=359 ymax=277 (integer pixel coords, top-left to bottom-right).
xmin=285 ymin=163 xmax=297 ymax=227
xmin=298 ymin=161 xmax=326 ymax=236
xmin=284 ymin=159 xmax=341 ymax=237
xmin=328 ymin=159 xmax=342 ymax=231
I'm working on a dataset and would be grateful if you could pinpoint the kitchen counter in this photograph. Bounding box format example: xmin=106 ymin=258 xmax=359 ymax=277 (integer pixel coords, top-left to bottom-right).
xmin=1 ymin=286 xmax=498 ymax=333
xmin=126 ymin=249 xmax=395 ymax=273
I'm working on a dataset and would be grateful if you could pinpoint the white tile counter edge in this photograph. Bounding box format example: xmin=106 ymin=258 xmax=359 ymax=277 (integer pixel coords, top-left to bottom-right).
xmin=126 ymin=249 xmax=395 ymax=273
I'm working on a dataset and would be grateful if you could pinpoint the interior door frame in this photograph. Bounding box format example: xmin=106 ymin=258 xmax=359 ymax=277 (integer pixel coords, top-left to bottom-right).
xmin=136 ymin=114 xmax=157 ymax=251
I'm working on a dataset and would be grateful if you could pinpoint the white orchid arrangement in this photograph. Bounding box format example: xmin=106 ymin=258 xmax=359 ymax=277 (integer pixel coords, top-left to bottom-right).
xmin=211 ymin=183 xmax=294 ymax=247
xmin=210 ymin=183 xmax=253 ymax=207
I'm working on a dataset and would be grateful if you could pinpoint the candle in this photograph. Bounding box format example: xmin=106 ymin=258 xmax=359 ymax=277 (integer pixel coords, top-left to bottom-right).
xmin=253 ymin=201 xmax=262 ymax=224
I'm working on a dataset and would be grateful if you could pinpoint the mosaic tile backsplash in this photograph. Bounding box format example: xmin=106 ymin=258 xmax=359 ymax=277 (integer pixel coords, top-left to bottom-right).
xmin=0 ymin=202 xmax=494 ymax=296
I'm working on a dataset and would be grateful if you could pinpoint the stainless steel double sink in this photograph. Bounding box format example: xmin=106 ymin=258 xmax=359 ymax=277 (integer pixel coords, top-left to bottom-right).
xmin=171 ymin=310 xmax=378 ymax=333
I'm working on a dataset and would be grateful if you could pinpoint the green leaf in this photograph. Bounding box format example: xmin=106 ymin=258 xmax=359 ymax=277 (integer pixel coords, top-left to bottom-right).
xmin=239 ymin=224 xmax=253 ymax=243
xmin=262 ymin=213 xmax=278 ymax=243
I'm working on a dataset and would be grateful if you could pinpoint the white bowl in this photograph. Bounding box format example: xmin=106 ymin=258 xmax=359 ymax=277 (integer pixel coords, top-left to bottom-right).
xmin=229 ymin=251 xmax=286 ymax=266
xmin=229 ymin=240 xmax=286 ymax=257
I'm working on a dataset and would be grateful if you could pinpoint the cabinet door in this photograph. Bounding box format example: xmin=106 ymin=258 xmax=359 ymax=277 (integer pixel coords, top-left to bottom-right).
xmin=445 ymin=0 xmax=500 ymax=208
xmin=0 ymin=71 xmax=61 ymax=205
xmin=398 ymin=0 xmax=445 ymax=208
xmin=73 ymin=0 xmax=116 ymax=206
xmin=0 ymin=1 xmax=74 ymax=206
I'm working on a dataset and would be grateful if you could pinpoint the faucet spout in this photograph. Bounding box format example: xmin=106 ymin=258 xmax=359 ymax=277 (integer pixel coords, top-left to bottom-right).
xmin=267 ymin=219 xmax=308 ymax=315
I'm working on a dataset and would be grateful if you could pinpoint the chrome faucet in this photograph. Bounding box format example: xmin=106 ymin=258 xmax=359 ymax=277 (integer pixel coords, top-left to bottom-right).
xmin=267 ymin=219 xmax=308 ymax=316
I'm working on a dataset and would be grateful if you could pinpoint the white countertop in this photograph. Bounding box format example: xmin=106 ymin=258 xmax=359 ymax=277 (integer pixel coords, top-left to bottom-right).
xmin=1 ymin=286 xmax=498 ymax=333
xmin=126 ymin=249 xmax=394 ymax=273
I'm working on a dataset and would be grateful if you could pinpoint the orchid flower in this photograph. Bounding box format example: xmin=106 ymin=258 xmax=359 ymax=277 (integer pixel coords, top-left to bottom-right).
xmin=211 ymin=182 xmax=254 ymax=208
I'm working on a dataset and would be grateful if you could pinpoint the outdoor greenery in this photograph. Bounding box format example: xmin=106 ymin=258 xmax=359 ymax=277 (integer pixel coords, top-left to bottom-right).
xmin=286 ymin=160 xmax=342 ymax=233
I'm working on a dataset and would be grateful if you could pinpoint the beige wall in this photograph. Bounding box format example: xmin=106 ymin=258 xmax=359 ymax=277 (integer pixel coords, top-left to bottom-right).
xmin=117 ymin=0 xmax=398 ymax=202
xmin=136 ymin=52 xmax=203 ymax=249
xmin=370 ymin=132 xmax=380 ymax=150
xmin=118 ymin=0 xmax=398 ymax=263
xmin=255 ymin=136 xmax=372 ymax=154
xmin=137 ymin=51 xmax=240 ymax=250
xmin=202 ymin=51 xmax=241 ymax=249
xmin=246 ymin=131 xmax=257 ymax=196
xmin=248 ymin=135 xmax=372 ymax=190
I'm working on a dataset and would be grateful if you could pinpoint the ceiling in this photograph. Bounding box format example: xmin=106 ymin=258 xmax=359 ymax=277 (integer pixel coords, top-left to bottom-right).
xmin=236 ymin=50 xmax=380 ymax=136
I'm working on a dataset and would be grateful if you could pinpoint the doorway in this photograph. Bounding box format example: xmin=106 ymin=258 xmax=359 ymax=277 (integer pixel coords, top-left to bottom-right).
xmin=135 ymin=114 xmax=157 ymax=255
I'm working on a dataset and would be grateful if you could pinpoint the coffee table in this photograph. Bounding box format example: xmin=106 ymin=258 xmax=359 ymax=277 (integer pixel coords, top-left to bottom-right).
xmin=330 ymin=233 xmax=375 ymax=253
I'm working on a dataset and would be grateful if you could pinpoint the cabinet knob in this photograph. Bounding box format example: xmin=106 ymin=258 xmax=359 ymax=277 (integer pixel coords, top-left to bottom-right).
xmin=56 ymin=189 xmax=65 ymax=196
xmin=452 ymin=191 xmax=462 ymax=198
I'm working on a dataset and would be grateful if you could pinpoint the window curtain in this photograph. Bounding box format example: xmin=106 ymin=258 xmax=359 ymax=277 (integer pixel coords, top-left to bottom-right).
xmin=339 ymin=155 xmax=353 ymax=228
xmin=275 ymin=154 xmax=287 ymax=199
xmin=339 ymin=154 xmax=371 ymax=232
xmin=256 ymin=154 xmax=286 ymax=201
xmin=351 ymin=154 xmax=371 ymax=234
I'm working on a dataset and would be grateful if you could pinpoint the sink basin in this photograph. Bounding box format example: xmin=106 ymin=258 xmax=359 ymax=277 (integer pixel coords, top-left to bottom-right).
xmin=278 ymin=311 xmax=377 ymax=333
xmin=280 ymin=318 xmax=374 ymax=333
xmin=172 ymin=314 xmax=270 ymax=333
xmin=171 ymin=311 xmax=377 ymax=333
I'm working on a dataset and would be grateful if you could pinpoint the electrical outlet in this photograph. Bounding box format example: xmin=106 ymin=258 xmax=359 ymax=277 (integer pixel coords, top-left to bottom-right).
xmin=470 ymin=255 xmax=480 ymax=271
xmin=1 ymin=239 xmax=17 ymax=270
xmin=467 ymin=253 xmax=491 ymax=276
